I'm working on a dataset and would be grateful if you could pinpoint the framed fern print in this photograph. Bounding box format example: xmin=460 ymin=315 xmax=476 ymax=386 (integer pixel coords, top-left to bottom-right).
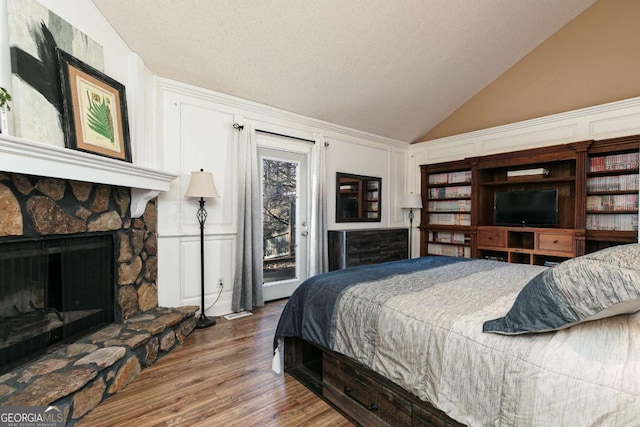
xmin=57 ymin=49 xmax=132 ymax=162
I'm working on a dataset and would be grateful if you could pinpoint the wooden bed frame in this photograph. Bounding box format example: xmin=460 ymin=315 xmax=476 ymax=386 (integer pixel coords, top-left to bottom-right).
xmin=284 ymin=336 xmax=465 ymax=427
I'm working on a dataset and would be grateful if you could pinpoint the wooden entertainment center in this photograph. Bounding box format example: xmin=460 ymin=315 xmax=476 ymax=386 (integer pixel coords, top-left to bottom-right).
xmin=420 ymin=135 xmax=640 ymax=263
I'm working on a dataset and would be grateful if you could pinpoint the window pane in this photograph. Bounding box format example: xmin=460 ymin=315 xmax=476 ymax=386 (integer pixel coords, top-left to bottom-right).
xmin=262 ymin=159 xmax=297 ymax=283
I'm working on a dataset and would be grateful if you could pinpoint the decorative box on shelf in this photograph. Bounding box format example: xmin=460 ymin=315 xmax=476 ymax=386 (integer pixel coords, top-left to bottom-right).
xmin=506 ymin=168 xmax=549 ymax=181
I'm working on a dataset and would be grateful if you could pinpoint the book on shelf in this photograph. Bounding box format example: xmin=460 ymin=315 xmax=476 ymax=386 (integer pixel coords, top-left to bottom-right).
xmin=427 ymin=200 xmax=471 ymax=212
xmin=586 ymin=194 xmax=638 ymax=212
xmin=427 ymin=243 xmax=470 ymax=257
xmin=428 ymin=213 xmax=471 ymax=226
xmin=428 ymin=231 xmax=467 ymax=244
xmin=428 ymin=170 xmax=472 ymax=185
xmin=544 ymin=261 xmax=560 ymax=267
xmin=588 ymin=152 xmax=639 ymax=173
xmin=586 ymin=174 xmax=639 ymax=192
xmin=586 ymin=214 xmax=638 ymax=231
xmin=428 ymin=185 xmax=472 ymax=199
xmin=340 ymin=184 xmax=357 ymax=191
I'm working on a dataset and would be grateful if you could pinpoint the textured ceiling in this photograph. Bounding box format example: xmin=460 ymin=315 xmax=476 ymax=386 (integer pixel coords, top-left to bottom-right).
xmin=91 ymin=0 xmax=596 ymax=143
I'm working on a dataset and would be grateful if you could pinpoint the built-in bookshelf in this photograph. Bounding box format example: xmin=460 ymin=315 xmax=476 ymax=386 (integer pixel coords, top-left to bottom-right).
xmin=421 ymin=160 xmax=473 ymax=258
xmin=584 ymin=138 xmax=639 ymax=251
xmin=586 ymin=151 xmax=639 ymax=231
xmin=419 ymin=134 xmax=640 ymax=262
xmin=426 ymin=170 xmax=472 ymax=226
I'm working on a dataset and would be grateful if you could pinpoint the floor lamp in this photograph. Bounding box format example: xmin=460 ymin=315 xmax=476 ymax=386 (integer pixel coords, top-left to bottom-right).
xmin=185 ymin=169 xmax=219 ymax=329
xmin=401 ymin=193 xmax=423 ymax=258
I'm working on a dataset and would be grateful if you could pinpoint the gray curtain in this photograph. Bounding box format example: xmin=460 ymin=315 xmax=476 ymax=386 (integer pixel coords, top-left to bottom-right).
xmin=308 ymin=135 xmax=328 ymax=276
xmin=232 ymin=126 xmax=264 ymax=312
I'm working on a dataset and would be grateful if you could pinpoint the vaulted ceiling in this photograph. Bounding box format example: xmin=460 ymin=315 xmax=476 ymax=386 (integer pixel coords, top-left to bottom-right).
xmin=91 ymin=0 xmax=596 ymax=143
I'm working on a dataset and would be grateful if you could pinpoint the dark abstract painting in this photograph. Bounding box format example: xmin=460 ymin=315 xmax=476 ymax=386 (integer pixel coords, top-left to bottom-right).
xmin=7 ymin=0 xmax=103 ymax=146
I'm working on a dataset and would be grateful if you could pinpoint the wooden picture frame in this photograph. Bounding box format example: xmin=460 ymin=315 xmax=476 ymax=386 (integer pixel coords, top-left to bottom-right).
xmin=57 ymin=49 xmax=132 ymax=162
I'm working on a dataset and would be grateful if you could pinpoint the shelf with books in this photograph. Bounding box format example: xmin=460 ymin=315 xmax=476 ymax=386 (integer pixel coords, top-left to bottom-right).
xmin=423 ymin=166 xmax=472 ymax=227
xmin=586 ymin=174 xmax=638 ymax=193
xmin=587 ymin=152 xmax=639 ymax=173
xmin=427 ymin=170 xmax=472 ymax=185
xmin=427 ymin=242 xmax=471 ymax=258
xmin=421 ymin=160 xmax=474 ymax=258
xmin=427 ymin=230 xmax=471 ymax=257
xmin=585 ymin=214 xmax=638 ymax=232
xmin=427 ymin=199 xmax=471 ymax=212
xmin=583 ymin=137 xmax=639 ymax=246
xmin=427 ymin=213 xmax=471 ymax=226
xmin=586 ymin=194 xmax=638 ymax=212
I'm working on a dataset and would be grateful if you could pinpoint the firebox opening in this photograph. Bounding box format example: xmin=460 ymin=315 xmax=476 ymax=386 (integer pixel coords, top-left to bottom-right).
xmin=0 ymin=233 xmax=115 ymax=374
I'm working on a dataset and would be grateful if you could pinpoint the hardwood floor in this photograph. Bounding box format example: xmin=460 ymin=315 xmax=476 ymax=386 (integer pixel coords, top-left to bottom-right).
xmin=78 ymin=299 xmax=352 ymax=427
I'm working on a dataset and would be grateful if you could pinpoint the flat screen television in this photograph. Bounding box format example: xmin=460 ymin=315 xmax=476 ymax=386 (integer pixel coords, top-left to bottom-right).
xmin=494 ymin=189 xmax=558 ymax=227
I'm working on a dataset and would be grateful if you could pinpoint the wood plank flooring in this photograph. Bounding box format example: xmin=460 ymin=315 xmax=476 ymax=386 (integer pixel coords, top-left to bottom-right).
xmin=77 ymin=299 xmax=352 ymax=426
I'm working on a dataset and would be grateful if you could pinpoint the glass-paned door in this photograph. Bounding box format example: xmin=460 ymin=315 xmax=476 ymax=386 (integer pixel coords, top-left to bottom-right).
xmin=258 ymin=146 xmax=308 ymax=301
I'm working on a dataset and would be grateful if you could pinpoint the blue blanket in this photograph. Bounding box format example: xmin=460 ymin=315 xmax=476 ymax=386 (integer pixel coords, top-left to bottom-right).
xmin=273 ymin=256 xmax=472 ymax=351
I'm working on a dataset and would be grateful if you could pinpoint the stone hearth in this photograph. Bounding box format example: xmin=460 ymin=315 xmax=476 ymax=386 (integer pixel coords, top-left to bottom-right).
xmin=0 ymin=305 xmax=197 ymax=423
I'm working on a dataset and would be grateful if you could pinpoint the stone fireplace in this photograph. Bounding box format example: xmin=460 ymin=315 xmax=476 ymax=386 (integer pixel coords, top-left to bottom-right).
xmin=0 ymin=138 xmax=194 ymax=424
xmin=0 ymin=173 xmax=158 ymax=371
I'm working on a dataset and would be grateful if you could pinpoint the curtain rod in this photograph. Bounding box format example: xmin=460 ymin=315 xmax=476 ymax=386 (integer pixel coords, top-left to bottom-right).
xmin=256 ymin=129 xmax=315 ymax=144
xmin=232 ymin=123 xmax=314 ymax=144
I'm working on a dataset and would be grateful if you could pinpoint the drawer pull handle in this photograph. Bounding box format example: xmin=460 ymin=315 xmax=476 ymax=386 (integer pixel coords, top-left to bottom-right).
xmin=553 ymin=239 xmax=559 ymax=244
xmin=343 ymin=386 xmax=378 ymax=412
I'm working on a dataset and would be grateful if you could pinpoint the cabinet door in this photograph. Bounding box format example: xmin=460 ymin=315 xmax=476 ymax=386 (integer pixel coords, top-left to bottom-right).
xmin=476 ymin=228 xmax=506 ymax=248
xmin=537 ymin=233 xmax=574 ymax=255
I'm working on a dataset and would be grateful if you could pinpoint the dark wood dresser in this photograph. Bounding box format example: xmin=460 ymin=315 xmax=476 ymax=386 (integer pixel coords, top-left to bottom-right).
xmin=328 ymin=228 xmax=409 ymax=271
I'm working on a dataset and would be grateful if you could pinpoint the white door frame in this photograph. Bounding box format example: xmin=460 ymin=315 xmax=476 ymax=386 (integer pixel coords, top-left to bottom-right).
xmin=256 ymin=134 xmax=311 ymax=301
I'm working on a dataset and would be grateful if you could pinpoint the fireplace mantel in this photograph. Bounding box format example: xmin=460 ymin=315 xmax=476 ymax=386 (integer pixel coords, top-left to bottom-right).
xmin=0 ymin=134 xmax=177 ymax=217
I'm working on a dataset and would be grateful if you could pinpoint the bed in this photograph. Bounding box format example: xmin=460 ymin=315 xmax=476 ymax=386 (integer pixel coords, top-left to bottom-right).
xmin=273 ymin=245 xmax=640 ymax=426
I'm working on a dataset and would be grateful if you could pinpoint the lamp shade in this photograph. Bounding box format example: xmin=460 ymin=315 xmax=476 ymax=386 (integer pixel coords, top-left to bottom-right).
xmin=185 ymin=170 xmax=219 ymax=198
xmin=400 ymin=193 xmax=423 ymax=209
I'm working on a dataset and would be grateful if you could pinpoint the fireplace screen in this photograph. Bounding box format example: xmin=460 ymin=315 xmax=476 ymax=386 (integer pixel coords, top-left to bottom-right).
xmin=0 ymin=234 xmax=114 ymax=373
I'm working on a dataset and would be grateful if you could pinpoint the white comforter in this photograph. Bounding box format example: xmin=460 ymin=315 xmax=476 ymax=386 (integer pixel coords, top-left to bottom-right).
xmin=331 ymin=261 xmax=640 ymax=426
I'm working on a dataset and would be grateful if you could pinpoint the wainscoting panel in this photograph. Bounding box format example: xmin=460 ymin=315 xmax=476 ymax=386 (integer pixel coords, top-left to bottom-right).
xmin=158 ymin=235 xmax=235 ymax=317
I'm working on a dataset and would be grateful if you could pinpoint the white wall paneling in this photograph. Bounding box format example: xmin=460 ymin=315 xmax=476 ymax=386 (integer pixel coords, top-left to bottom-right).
xmin=179 ymin=235 xmax=235 ymax=317
xmin=325 ymin=136 xmax=399 ymax=230
xmin=391 ymin=150 xmax=410 ymax=227
xmin=127 ymin=53 xmax=155 ymax=167
xmin=155 ymin=78 xmax=409 ymax=314
xmin=179 ymin=103 xmax=236 ymax=235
